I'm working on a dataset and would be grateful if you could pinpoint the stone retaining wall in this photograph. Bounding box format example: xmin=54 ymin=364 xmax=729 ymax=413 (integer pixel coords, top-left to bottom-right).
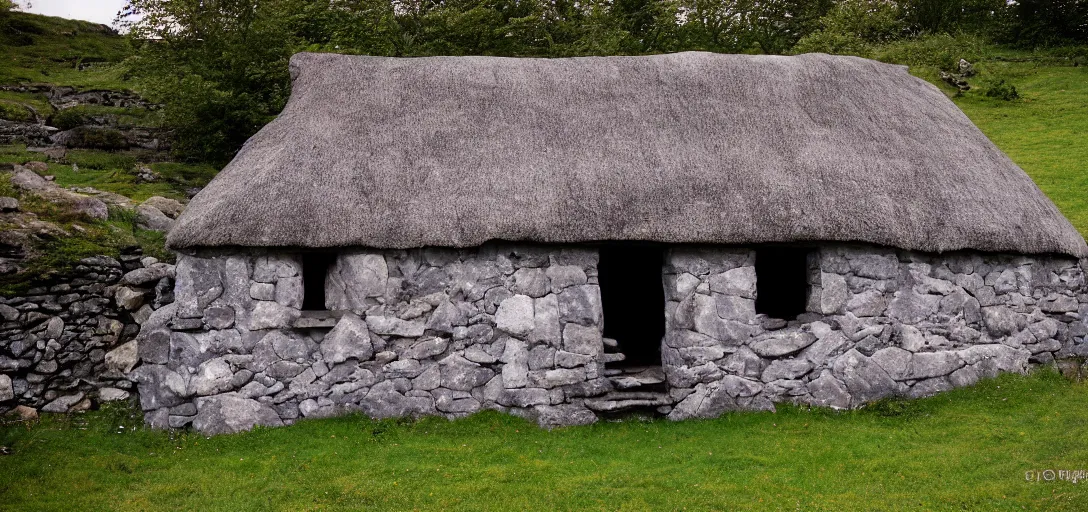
xmin=663 ymin=245 xmax=1088 ymax=419
xmin=0 ymin=254 xmax=175 ymax=413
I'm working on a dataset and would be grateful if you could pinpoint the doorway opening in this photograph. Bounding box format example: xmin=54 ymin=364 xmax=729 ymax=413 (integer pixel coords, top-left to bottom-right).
xmin=597 ymin=243 xmax=666 ymax=368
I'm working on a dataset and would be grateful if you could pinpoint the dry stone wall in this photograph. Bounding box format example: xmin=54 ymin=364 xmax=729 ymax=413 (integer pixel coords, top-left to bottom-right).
xmin=0 ymin=253 xmax=175 ymax=414
xmin=663 ymin=245 xmax=1088 ymax=419
xmin=132 ymin=245 xmax=606 ymax=435
xmin=128 ymin=241 xmax=1088 ymax=435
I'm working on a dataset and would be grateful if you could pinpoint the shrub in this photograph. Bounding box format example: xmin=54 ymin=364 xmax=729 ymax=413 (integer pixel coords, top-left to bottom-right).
xmin=0 ymin=101 xmax=31 ymax=122
xmin=50 ymin=108 xmax=88 ymax=130
xmin=984 ymin=78 xmax=1020 ymax=100
xmin=64 ymin=127 xmax=129 ymax=150
xmin=792 ymin=0 xmax=904 ymax=56
xmin=872 ymin=33 xmax=989 ymax=71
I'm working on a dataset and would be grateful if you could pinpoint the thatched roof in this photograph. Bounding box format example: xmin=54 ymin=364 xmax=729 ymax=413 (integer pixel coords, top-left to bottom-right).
xmin=168 ymin=51 xmax=1087 ymax=257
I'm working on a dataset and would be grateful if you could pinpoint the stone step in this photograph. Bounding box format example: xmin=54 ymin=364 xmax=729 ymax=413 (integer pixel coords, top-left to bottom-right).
xmin=584 ymin=392 xmax=672 ymax=412
xmin=607 ymin=367 xmax=666 ymax=389
xmin=601 ymin=352 xmax=626 ymax=363
xmin=603 ymin=337 xmax=618 ymax=348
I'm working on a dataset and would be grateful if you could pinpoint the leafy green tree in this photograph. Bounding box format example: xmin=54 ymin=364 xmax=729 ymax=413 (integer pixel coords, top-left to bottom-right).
xmin=121 ymin=0 xmax=301 ymax=162
xmin=792 ymin=0 xmax=904 ymax=54
xmin=1007 ymin=0 xmax=1088 ymax=45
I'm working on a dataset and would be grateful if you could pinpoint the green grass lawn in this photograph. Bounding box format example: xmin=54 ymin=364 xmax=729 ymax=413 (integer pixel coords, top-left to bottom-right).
xmin=1 ymin=370 xmax=1086 ymax=511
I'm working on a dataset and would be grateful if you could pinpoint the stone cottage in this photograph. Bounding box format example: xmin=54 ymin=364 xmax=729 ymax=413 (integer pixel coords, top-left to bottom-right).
xmin=134 ymin=51 xmax=1088 ymax=434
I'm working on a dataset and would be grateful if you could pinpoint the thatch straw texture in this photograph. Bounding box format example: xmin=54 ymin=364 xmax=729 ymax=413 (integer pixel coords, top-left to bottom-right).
xmin=168 ymin=51 xmax=1087 ymax=256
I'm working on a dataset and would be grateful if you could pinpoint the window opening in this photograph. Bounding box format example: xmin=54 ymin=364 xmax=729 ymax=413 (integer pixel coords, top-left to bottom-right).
xmin=754 ymin=247 xmax=810 ymax=320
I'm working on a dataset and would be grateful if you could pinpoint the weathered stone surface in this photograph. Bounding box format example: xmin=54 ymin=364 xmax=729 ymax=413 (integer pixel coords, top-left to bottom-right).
xmin=202 ymin=306 xmax=235 ymax=329
xmin=715 ymin=294 xmax=756 ymax=321
xmin=908 ymin=377 xmax=953 ymax=398
xmin=831 ymin=350 xmax=898 ymax=404
xmin=249 ymin=301 xmax=300 ymax=330
xmin=557 ymin=285 xmax=602 ymax=326
xmin=193 ymin=393 xmax=283 ymax=435
xmin=536 ymin=404 xmax=597 ymax=426
xmin=870 ymin=346 xmax=913 ymax=381
xmin=326 ymin=253 xmax=388 ymax=310
xmin=136 ymin=203 xmax=175 ymax=231
xmin=250 ymin=282 xmax=275 ymax=301
xmin=98 ymin=387 xmax=130 ymax=401
xmin=121 ymin=264 xmax=176 ymax=286
xmin=511 ymin=268 xmax=549 ymax=298
xmin=851 ymin=253 xmax=899 ymax=279
xmin=131 ymin=365 xmax=188 ymax=410
xmin=750 ymin=331 xmax=817 ymax=357
xmin=709 ymin=266 xmax=757 ymax=299
xmin=806 ymin=372 xmax=850 ymax=409
xmin=546 ymin=265 xmax=587 ymax=292
xmin=495 ymin=294 xmax=535 ymax=337
xmin=981 ymin=306 xmax=1020 ymax=336
xmin=501 ymin=338 xmax=529 ymax=388
xmin=322 ymin=314 xmax=373 ymax=364
xmin=761 ymin=358 xmax=814 ymax=381
xmin=42 ymin=393 xmax=85 ymax=413
xmin=45 ymin=316 xmax=64 ymax=339
xmin=886 ymin=291 xmax=940 ymax=324
xmin=104 ymin=340 xmax=139 ymax=374
xmin=143 ymin=195 xmax=186 ymax=218
xmin=668 ymin=381 xmax=740 ymax=420
xmin=562 ymin=323 xmax=602 ymax=356
xmin=529 ymin=294 xmax=561 ymax=345
xmin=721 ymin=346 xmax=764 ymax=379
xmin=190 ymin=358 xmax=235 ymax=396
xmin=366 ymin=315 xmax=425 ymax=337
xmin=817 ymin=272 xmax=849 ymax=314
xmin=908 ymin=351 xmax=964 ymax=380
xmin=275 ymin=276 xmax=304 ymax=308
xmin=0 ymin=374 xmax=13 ymax=402
xmin=846 ymin=290 xmax=886 ymax=317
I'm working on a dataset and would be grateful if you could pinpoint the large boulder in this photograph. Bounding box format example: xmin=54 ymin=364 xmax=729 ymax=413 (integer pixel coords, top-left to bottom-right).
xmin=136 ymin=204 xmax=175 ymax=232
xmin=321 ymin=314 xmax=373 ymax=364
xmin=142 ymin=196 xmax=186 ymax=218
xmin=192 ymin=393 xmax=283 ymax=435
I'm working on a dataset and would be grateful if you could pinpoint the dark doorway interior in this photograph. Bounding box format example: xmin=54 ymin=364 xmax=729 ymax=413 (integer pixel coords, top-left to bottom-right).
xmin=597 ymin=243 xmax=665 ymax=367
xmin=302 ymin=252 xmax=337 ymax=310
xmin=754 ymin=247 xmax=810 ymax=320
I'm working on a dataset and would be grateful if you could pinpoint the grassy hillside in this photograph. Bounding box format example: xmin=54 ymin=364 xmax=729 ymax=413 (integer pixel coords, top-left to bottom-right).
xmin=1 ymin=370 xmax=1086 ymax=510
xmin=953 ymin=63 xmax=1088 ymax=236
xmin=0 ymin=10 xmax=130 ymax=89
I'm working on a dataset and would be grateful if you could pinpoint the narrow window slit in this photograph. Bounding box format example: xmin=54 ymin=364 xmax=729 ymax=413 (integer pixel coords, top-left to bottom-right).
xmin=302 ymin=252 xmax=337 ymax=310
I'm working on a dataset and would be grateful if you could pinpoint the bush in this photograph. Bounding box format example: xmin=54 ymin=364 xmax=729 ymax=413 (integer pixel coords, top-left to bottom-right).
xmin=50 ymin=108 xmax=88 ymax=130
xmin=984 ymin=78 xmax=1020 ymax=100
xmin=64 ymin=127 xmax=129 ymax=150
xmin=872 ymin=33 xmax=989 ymax=71
xmin=792 ymin=0 xmax=904 ymax=56
xmin=0 ymin=101 xmax=31 ymax=122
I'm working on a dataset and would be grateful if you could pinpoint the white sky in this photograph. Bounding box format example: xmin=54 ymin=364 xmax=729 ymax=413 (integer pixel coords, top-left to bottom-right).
xmin=23 ymin=0 xmax=129 ymax=27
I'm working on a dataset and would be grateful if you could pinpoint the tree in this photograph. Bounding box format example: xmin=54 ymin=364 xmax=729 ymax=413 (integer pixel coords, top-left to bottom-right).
xmin=121 ymin=0 xmax=302 ymax=162
xmin=1007 ymin=0 xmax=1088 ymax=45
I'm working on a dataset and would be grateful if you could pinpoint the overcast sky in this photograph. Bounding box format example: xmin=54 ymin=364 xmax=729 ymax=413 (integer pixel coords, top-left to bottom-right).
xmin=24 ymin=0 xmax=128 ymax=27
